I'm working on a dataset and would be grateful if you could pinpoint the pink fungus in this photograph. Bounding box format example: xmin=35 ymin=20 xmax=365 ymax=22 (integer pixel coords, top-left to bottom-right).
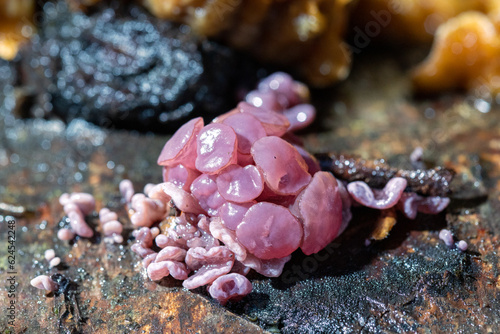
xmin=49 ymin=257 xmax=61 ymax=268
xmin=209 ymin=218 xmax=247 ymax=261
xmin=190 ymin=174 xmax=226 ymax=215
xmin=57 ymin=228 xmax=75 ymax=241
xmin=131 ymin=243 xmax=155 ymax=258
xmin=183 ymin=246 xmax=235 ymax=289
xmin=236 ymin=202 xmax=303 ymax=260
xmin=144 ymin=183 xmax=155 ymax=194
xmin=347 ymin=177 xmax=407 ymax=209
xmin=258 ymin=72 xmax=307 ymax=108
xmin=30 ymin=275 xmax=58 ymax=291
xmin=221 ymin=112 xmax=266 ymax=154
xmin=99 ymin=208 xmax=118 ymax=223
xmin=292 ymin=172 xmax=343 ymax=255
xmin=218 ymin=201 xmax=254 ymax=230
xmin=147 ymin=261 xmax=189 ymax=281
xmin=155 ymin=246 xmax=187 ymax=262
xmin=59 ymin=193 xmax=70 ymax=206
xmin=119 ymin=179 xmax=135 ymax=203
xmin=195 ymin=123 xmax=238 ymax=174
xmin=208 ymin=273 xmax=253 ymax=305
xmin=238 ymin=102 xmax=290 ymax=137
xmin=162 ymin=182 xmax=206 ymax=214
xmin=44 ymin=249 xmax=55 ymax=261
xmin=457 ymin=240 xmax=468 ymax=251
xmin=130 ymin=193 xmax=167 ymax=227
xmin=284 ymin=104 xmax=316 ymax=132
xmin=252 ymin=136 xmax=311 ymax=196
xmin=245 ymin=90 xmax=281 ymax=111
xmin=439 ymin=229 xmax=454 ymax=247
xmin=398 ymin=193 xmax=450 ymax=219
xmin=102 ymin=220 xmax=123 ymax=236
xmin=293 ymin=145 xmax=321 ymax=176
xmin=157 ymin=117 xmax=204 ymax=169
xmin=68 ymin=192 xmax=96 ymax=215
xmin=216 ymin=165 xmax=264 ymax=203
xmin=240 ymin=254 xmax=291 ymax=277
xmin=68 ymin=210 xmax=94 ymax=238
xmin=162 ymin=164 xmax=200 ymax=191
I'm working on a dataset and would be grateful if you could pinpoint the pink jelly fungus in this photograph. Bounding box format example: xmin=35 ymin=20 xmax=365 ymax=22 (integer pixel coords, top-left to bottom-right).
xmin=109 ymin=71 xmax=451 ymax=304
xmin=221 ymin=112 xmax=266 ymax=154
xmin=155 ymin=246 xmax=187 ymax=262
xmin=292 ymin=172 xmax=343 ymax=255
xmin=162 ymin=182 xmax=206 ymax=214
xmin=208 ymin=273 xmax=253 ymax=305
xmin=457 ymin=240 xmax=468 ymax=251
xmin=210 ymin=218 xmax=247 ymax=261
xmin=68 ymin=192 xmax=96 ymax=215
xmin=218 ymin=201 xmax=254 ymax=230
xmin=439 ymin=229 xmax=454 ymax=247
xmin=258 ymin=72 xmax=307 ymax=107
xmin=398 ymin=193 xmax=450 ymax=219
xmin=119 ymin=179 xmax=135 ymax=203
xmin=144 ymin=183 xmax=155 ymax=194
xmin=44 ymin=249 xmax=56 ymax=261
xmin=183 ymin=246 xmax=235 ymax=289
xmin=59 ymin=193 xmax=70 ymax=206
xmin=245 ymin=90 xmax=281 ymax=111
xmin=99 ymin=208 xmax=118 ymax=223
xmin=284 ymin=104 xmax=316 ymax=132
xmin=57 ymin=228 xmax=75 ymax=241
xmin=131 ymin=243 xmax=155 ymax=258
xmin=150 ymin=227 xmax=160 ymax=238
xmin=238 ymin=102 xmax=290 ymax=137
xmin=157 ymin=117 xmax=204 ymax=169
xmin=190 ymin=174 xmax=226 ymax=215
xmin=240 ymin=254 xmax=291 ymax=277
xmin=252 ymin=136 xmax=311 ymax=196
xmin=216 ymin=165 xmax=264 ymax=203
xmin=102 ymin=220 xmax=123 ymax=236
xmin=236 ymin=202 xmax=303 ymax=260
xmin=162 ymin=164 xmax=201 ymax=191
xmin=135 ymin=227 xmax=154 ymax=248
xmin=143 ymin=253 xmax=158 ymax=267
xmin=147 ymin=261 xmax=189 ymax=281
xmin=63 ymin=202 xmax=79 ymax=215
xmin=49 ymin=257 xmax=61 ymax=268
xmin=195 ymin=123 xmax=238 ymax=174
xmin=68 ymin=210 xmax=94 ymax=238
xmin=293 ymin=145 xmax=321 ymax=176
xmin=347 ymin=177 xmax=407 ymax=209
xmin=130 ymin=193 xmax=167 ymax=227
xmin=30 ymin=275 xmax=58 ymax=291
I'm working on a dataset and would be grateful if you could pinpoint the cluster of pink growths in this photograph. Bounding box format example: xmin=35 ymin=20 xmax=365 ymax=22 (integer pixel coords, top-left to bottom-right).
xmin=31 ymin=72 xmax=453 ymax=304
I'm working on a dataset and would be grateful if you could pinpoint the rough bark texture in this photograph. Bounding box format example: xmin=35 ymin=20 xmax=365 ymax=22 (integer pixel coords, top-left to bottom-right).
xmin=1 ymin=50 xmax=500 ymax=333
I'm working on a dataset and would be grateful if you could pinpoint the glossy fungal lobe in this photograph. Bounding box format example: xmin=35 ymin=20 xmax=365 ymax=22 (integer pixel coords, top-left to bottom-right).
xmin=195 ymin=123 xmax=238 ymax=174
xmin=221 ymin=112 xmax=266 ymax=154
xmin=251 ymin=136 xmax=311 ymax=196
xmin=209 ymin=273 xmax=253 ymax=305
xmin=293 ymin=172 xmax=343 ymax=255
xmin=236 ymin=202 xmax=303 ymax=260
xmin=157 ymin=117 xmax=204 ymax=169
xmin=347 ymin=177 xmax=407 ymax=209
xmin=216 ymin=165 xmax=264 ymax=203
